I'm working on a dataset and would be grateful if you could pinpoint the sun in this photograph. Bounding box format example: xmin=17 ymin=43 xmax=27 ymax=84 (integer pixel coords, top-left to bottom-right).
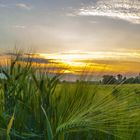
xmin=39 ymin=51 xmax=86 ymax=65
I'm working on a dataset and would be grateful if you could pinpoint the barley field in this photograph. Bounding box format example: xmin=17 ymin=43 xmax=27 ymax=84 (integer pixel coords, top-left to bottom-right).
xmin=0 ymin=56 xmax=140 ymax=140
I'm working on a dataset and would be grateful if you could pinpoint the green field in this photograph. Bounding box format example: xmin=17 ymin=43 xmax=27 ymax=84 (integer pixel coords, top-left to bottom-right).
xmin=0 ymin=58 xmax=140 ymax=140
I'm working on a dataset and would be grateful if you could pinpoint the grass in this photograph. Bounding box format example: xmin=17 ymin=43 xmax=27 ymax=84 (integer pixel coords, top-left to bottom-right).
xmin=0 ymin=53 xmax=140 ymax=140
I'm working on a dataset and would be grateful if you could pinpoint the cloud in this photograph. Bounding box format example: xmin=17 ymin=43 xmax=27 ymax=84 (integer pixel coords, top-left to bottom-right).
xmin=2 ymin=51 xmax=140 ymax=78
xmin=5 ymin=53 xmax=59 ymax=64
xmin=13 ymin=25 xmax=26 ymax=29
xmin=76 ymin=0 xmax=140 ymax=24
xmin=0 ymin=4 xmax=7 ymax=8
xmin=20 ymin=57 xmax=52 ymax=64
xmin=15 ymin=3 xmax=32 ymax=10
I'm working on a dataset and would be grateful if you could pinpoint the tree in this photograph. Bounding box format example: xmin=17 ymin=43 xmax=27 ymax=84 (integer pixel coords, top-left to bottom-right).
xmin=117 ymin=74 xmax=123 ymax=84
xmin=102 ymin=75 xmax=117 ymax=84
xmin=124 ymin=77 xmax=135 ymax=84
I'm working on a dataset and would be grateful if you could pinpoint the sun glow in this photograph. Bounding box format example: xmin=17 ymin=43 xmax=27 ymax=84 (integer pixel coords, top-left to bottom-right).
xmin=39 ymin=52 xmax=87 ymax=66
xmin=1 ymin=50 xmax=140 ymax=76
xmin=36 ymin=50 xmax=140 ymax=75
xmin=39 ymin=52 xmax=83 ymax=61
xmin=39 ymin=50 xmax=140 ymax=62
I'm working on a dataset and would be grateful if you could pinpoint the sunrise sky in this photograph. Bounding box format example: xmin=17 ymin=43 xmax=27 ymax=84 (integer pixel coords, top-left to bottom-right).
xmin=0 ymin=0 xmax=140 ymax=79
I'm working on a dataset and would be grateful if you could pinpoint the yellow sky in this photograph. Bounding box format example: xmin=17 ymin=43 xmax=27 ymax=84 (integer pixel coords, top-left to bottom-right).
xmin=0 ymin=49 xmax=140 ymax=77
xmin=35 ymin=50 xmax=140 ymax=76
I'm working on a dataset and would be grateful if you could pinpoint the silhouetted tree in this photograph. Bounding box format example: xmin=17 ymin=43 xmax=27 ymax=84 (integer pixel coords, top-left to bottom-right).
xmin=102 ymin=75 xmax=117 ymax=84
xmin=117 ymin=74 xmax=123 ymax=84
xmin=102 ymin=73 xmax=140 ymax=84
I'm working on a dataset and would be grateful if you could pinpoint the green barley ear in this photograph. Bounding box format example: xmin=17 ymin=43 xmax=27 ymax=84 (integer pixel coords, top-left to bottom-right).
xmin=6 ymin=112 xmax=15 ymax=140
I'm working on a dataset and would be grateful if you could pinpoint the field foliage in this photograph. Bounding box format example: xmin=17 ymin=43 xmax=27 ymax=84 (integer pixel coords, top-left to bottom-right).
xmin=0 ymin=54 xmax=140 ymax=140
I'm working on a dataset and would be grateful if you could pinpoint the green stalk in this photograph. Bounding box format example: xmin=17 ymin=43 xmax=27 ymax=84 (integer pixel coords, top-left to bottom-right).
xmin=41 ymin=105 xmax=53 ymax=140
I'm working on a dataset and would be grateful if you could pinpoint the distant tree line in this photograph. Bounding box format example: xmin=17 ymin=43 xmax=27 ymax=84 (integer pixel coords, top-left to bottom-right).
xmin=101 ymin=74 xmax=140 ymax=84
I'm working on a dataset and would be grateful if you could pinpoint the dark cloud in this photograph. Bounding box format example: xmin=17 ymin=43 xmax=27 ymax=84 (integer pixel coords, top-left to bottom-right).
xmin=19 ymin=57 xmax=51 ymax=64
xmin=4 ymin=52 xmax=56 ymax=64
